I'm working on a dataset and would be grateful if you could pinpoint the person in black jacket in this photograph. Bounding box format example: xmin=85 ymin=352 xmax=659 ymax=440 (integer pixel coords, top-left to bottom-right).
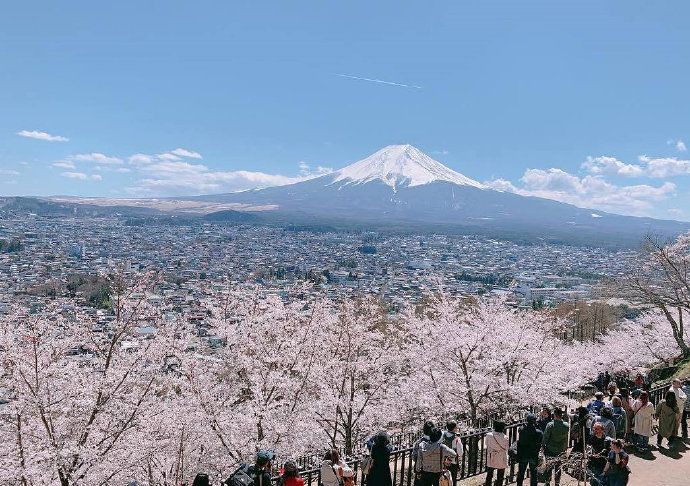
xmin=516 ymin=414 xmax=543 ymax=486
xmin=367 ymin=431 xmax=393 ymax=486
xmin=248 ymin=450 xmax=274 ymax=486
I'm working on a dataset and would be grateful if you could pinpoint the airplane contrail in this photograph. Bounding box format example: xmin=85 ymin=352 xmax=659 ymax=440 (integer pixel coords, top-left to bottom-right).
xmin=335 ymin=73 xmax=422 ymax=89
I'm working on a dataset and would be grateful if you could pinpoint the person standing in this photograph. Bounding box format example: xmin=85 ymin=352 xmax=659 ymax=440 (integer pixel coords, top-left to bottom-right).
xmin=610 ymin=397 xmax=628 ymax=440
xmin=587 ymin=392 xmax=606 ymax=415
xmin=536 ymin=407 xmax=553 ymax=433
xmin=618 ymin=388 xmax=635 ymax=441
xmin=591 ymin=407 xmax=617 ymax=440
xmin=603 ymin=440 xmax=630 ymax=486
xmin=278 ymin=461 xmax=305 ymax=486
xmin=669 ymin=379 xmax=687 ymax=439
xmin=484 ymin=421 xmax=508 ymax=486
xmin=656 ymin=391 xmax=680 ymax=447
xmin=605 ymin=382 xmax=618 ymax=404
xmin=249 ymin=450 xmax=274 ymax=486
xmin=569 ymin=406 xmax=591 ymax=454
xmin=587 ymin=423 xmax=611 ymax=481
xmin=682 ymin=379 xmax=690 ymax=439
xmin=542 ymin=409 xmax=569 ymax=486
xmin=516 ymin=414 xmax=542 ymax=486
xmin=442 ymin=422 xmax=463 ymax=486
xmin=367 ymin=431 xmax=393 ymax=486
xmin=631 ymin=391 xmax=654 ymax=452
xmin=416 ymin=428 xmax=456 ymax=486
xmin=413 ymin=421 xmax=436 ymax=466
xmin=320 ymin=450 xmax=343 ymax=486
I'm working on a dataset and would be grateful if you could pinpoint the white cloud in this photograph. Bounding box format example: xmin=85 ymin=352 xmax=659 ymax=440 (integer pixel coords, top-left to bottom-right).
xmin=52 ymin=161 xmax=76 ymax=169
xmin=126 ymin=158 xmax=327 ymax=196
xmin=0 ymin=169 xmax=20 ymax=176
xmin=128 ymin=153 xmax=155 ymax=165
xmin=170 ymin=148 xmax=202 ymax=159
xmin=61 ymin=171 xmax=102 ymax=181
xmin=581 ymin=153 xmax=690 ymax=179
xmin=667 ymin=139 xmax=687 ymax=152
xmin=581 ymin=156 xmax=645 ymax=177
xmin=69 ymin=153 xmax=123 ymax=165
xmin=298 ymin=161 xmax=333 ymax=177
xmin=486 ymin=168 xmax=676 ymax=216
xmin=638 ymin=155 xmax=690 ymax=178
xmin=156 ymin=152 xmax=182 ymax=161
xmin=16 ymin=130 xmax=69 ymax=142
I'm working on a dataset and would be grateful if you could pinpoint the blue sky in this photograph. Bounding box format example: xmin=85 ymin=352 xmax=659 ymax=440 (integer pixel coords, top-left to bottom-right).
xmin=1 ymin=1 xmax=690 ymax=220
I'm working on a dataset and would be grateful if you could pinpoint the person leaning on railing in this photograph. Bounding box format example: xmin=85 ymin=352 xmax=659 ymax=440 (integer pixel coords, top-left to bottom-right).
xmin=441 ymin=421 xmax=464 ymax=486
xmin=483 ymin=421 xmax=508 ymax=486
xmin=415 ymin=427 xmax=456 ymax=486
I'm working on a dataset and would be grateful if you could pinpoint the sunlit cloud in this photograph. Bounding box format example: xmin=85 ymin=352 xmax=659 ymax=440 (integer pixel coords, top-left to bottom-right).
xmin=16 ymin=130 xmax=69 ymax=142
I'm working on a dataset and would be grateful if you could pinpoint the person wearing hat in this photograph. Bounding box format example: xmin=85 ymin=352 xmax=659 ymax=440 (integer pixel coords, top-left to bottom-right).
xmin=516 ymin=413 xmax=543 ymax=486
xmin=279 ymin=460 xmax=304 ymax=486
xmin=251 ymin=450 xmax=274 ymax=486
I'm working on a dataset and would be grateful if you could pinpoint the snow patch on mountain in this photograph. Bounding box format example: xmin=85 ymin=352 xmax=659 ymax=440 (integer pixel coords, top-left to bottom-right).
xmin=331 ymin=144 xmax=485 ymax=190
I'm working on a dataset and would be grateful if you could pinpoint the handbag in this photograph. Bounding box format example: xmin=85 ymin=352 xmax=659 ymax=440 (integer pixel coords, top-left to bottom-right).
xmin=508 ymin=441 xmax=518 ymax=462
xmin=438 ymin=443 xmax=451 ymax=486
xmin=487 ymin=433 xmax=507 ymax=467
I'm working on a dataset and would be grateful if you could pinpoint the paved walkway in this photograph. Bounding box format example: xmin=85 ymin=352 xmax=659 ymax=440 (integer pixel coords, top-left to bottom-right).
xmin=623 ymin=436 xmax=689 ymax=486
xmin=460 ymin=436 xmax=689 ymax=486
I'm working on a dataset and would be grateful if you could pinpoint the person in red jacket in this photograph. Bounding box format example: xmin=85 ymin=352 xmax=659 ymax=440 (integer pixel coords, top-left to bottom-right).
xmin=279 ymin=461 xmax=304 ymax=486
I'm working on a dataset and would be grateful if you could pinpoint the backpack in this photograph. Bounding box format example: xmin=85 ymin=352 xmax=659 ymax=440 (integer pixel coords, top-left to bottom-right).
xmin=612 ymin=409 xmax=626 ymax=436
xmin=442 ymin=432 xmax=455 ymax=450
xmin=225 ymin=465 xmax=257 ymax=486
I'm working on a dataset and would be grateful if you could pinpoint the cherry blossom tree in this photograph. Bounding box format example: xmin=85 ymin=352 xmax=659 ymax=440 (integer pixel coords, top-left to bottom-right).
xmin=408 ymin=293 xmax=578 ymax=421
xmin=594 ymin=310 xmax=686 ymax=373
xmin=622 ymin=232 xmax=690 ymax=358
xmin=313 ymin=297 xmax=415 ymax=455
xmin=0 ymin=286 xmax=191 ymax=485
xmin=183 ymin=288 xmax=329 ymax=467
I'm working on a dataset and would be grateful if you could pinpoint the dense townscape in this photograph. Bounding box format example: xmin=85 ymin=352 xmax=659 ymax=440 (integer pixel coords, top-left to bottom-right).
xmin=0 ymin=212 xmax=638 ymax=315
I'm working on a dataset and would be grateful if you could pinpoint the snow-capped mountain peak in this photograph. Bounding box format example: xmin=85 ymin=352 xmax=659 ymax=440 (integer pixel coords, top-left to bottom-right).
xmin=331 ymin=144 xmax=485 ymax=189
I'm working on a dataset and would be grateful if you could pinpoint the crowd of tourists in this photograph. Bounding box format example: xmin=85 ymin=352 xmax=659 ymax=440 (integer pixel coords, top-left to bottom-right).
xmin=185 ymin=378 xmax=690 ymax=486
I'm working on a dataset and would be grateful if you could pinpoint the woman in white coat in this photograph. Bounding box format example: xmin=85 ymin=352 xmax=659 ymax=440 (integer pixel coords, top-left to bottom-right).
xmin=631 ymin=390 xmax=654 ymax=452
xmin=484 ymin=421 xmax=508 ymax=486
xmin=320 ymin=449 xmax=343 ymax=486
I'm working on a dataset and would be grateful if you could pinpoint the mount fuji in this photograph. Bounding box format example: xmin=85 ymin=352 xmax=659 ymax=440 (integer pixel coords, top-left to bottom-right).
xmin=191 ymin=145 xmax=688 ymax=246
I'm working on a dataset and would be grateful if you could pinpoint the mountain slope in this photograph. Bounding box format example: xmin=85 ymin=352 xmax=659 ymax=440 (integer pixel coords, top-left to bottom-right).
xmin=331 ymin=144 xmax=484 ymax=189
xmin=184 ymin=145 xmax=690 ymax=246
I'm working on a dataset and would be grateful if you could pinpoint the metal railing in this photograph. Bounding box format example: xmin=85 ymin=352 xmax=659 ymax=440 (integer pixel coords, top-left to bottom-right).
xmin=273 ymin=380 xmax=674 ymax=486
